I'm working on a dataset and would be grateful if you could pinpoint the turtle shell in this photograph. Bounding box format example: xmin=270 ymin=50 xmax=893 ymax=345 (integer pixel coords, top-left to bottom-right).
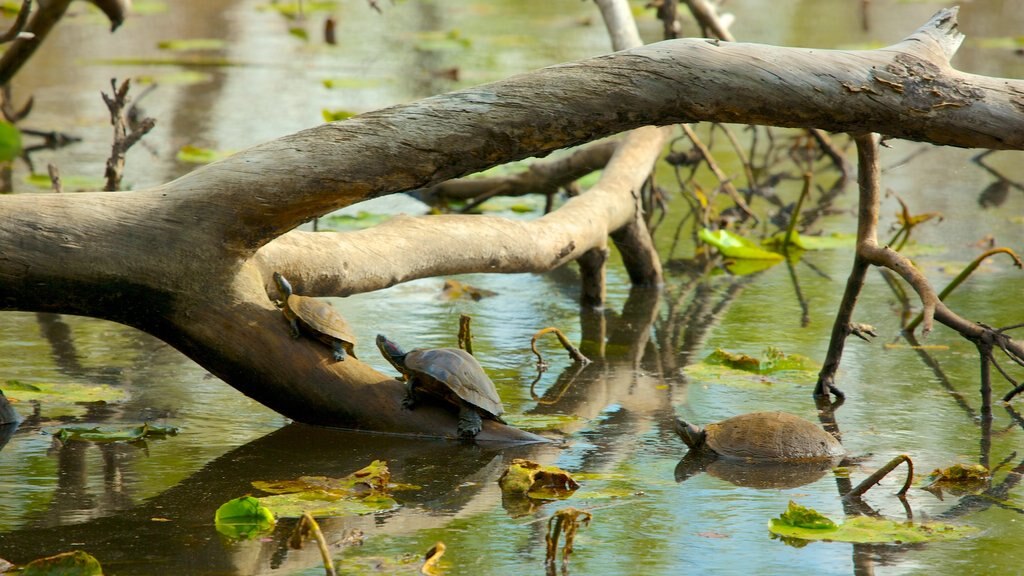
xmin=404 ymin=348 xmax=504 ymax=418
xmin=288 ymin=294 xmax=357 ymax=347
xmin=703 ymin=411 xmax=844 ymax=461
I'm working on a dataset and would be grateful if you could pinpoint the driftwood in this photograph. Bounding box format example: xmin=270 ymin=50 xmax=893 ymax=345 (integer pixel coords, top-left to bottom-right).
xmin=2 ymin=8 xmax=1023 ymax=439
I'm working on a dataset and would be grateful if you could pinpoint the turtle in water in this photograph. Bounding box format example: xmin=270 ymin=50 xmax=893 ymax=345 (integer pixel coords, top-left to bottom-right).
xmin=273 ymin=272 xmax=357 ymax=361
xmin=376 ymin=334 xmax=505 ymax=438
xmin=674 ymin=411 xmax=845 ymax=485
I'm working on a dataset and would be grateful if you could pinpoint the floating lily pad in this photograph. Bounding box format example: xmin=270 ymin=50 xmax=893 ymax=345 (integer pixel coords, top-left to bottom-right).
xmin=322 ymin=77 xmax=387 ymax=89
xmin=259 ymin=0 xmax=338 ymax=17
xmin=24 ymin=172 xmax=106 ymax=191
xmin=21 ymin=550 xmax=102 ymax=576
xmin=769 ymin=501 xmax=977 ymax=544
xmin=412 ymin=29 xmax=472 ymax=52
xmin=135 ymin=70 xmax=214 ymax=86
xmin=91 ymin=56 xmax=239 ymax=67
xmin=684 ymin=348 xmax=818 ymax=389
xmin=703 ymin=347 xmax=819 ymax=374
xmin=920 ymin=463 xmax=990 ymax=498
xmin=699 ymin=228 xmax=784 ymax=261
xmin=321 ymin=211 xmax=390 ymax=230
xmin=176 ymin=145 xmax=233 ymax=164
xmin=973 ymin=36 xmax=1024 ymax=49
xmin=252 ymin=460 xmax=400 ymax=518
xmin=215 ymin=495 xmax=276 ymax=540
xmin=498 ymin=458 xmax=579 ymax=499
xmin=259 ymin=492 xmax=398 ymax=518
xmin=50 ymin=423 xmax=178 ymax=444
xmin=3 ymin=379 xmax=128 ymax=414
xmin=130 ymin=0 xmax=168 ymax=15
xmin=322 ymin=109 xmax=357 ymax=122
xmin=157 ymin=38 xmax=226 ymax=51
xmin=763 ymin=231 xmax=855 ymax=250
xmin=501 ymin=413 xmax=585 ymax=432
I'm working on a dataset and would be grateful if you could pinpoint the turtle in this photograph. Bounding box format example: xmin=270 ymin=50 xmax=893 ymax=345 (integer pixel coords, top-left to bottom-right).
xmin=673 ymin=411 xmax=845 ymax=484
xmin=376 ymin=334 xmax=505 ymax=438
xmin=273 ymin=272 xmax=357 ymax=361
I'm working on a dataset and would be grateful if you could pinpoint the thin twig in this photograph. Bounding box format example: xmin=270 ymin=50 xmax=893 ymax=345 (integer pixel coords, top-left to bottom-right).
xmin=843 ymin=454 xmax=914 ymax=500
xmin=101 ymin=78 xmax=156 ymax=191
xmin=905 ymin=247 xmax=1022 ymax=334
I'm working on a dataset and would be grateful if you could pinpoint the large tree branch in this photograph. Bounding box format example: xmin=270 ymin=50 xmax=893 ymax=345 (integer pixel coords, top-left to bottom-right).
xmin=145 ymin=7 xmax=1022 ymax=257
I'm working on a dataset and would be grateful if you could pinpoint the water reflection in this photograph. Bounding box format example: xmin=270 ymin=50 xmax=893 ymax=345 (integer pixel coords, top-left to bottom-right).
xmin=0 ymin=423 xmax=559 ymax=574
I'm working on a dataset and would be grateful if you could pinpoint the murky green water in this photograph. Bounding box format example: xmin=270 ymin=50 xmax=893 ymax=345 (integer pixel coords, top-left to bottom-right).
xmin=2 ymin=0 xmax=1024 ymax=574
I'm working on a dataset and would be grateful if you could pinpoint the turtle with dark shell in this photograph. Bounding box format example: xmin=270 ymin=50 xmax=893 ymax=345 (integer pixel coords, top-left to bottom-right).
xmin=274 ymin=272 xmax=357 ymax=361
xmin=376 ymin=334 xmax=505 ymax=438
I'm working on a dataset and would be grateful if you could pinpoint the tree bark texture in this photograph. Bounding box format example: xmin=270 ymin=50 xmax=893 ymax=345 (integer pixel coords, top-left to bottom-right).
xmin=1 ymin=9 xmax=1022 ymax=438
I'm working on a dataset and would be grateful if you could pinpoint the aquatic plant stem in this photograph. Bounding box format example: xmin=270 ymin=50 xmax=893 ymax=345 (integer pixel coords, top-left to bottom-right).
xmin=843 ymin=454 xmax=914 ymax=501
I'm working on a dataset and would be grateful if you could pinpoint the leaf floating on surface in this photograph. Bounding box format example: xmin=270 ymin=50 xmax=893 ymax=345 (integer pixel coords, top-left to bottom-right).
xmin=24 ymin=173 xmax=106 ymax=191
xmin=498 ymin=458 xmax=579 ymax=499
xmin=322 ymin=109 xmax=357 ymax=122
xmin=702 ymin=347 xmax=819 ymax=374
xmin=21 ymin=550 xmax=103 ymax=576
xmin=3 ymin=380 xmax=129 ymax=416
xmin=769 ymin=501 xmax=977 ymax=544
xmin=214 ymin=496 xmax=276 ymax=540
xmin=51 ymin=423 xmax=178 ymax=444
xmin=177 ymin=145 xmax=234 ymax=164
xmin=921 ymin=463 xmax=991 ymax=498
xmin=252 ymin=460 xmax=401 ymax=518
xmin=763 ymin=231 xmax=855 ymax=250
xmin=439 ymin=279 xmax=497 ymax=301
xmin=0 ymin=121 xmax=22 ymax=163
xmin=699 ymin=228 xmax=784 ymax=261
xmin=156 ymin=38 xmax=227 ymax=51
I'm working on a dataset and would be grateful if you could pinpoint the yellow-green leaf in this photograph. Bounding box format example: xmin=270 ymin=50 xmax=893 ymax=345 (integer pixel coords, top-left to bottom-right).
xmin=699 ymin=228 xmax=784 ymax=261
xmin=0 ymin=120 xmax=22 ymax=162
xmin=769 ymin=501 xmax=976 ymax=544
xmin=214 ymin=496 xmax=276 ymax=540
xmin=21 ymin=550 xmax=102 ymax=576
xmin=498 ymin=458 xmax=579 ymax=499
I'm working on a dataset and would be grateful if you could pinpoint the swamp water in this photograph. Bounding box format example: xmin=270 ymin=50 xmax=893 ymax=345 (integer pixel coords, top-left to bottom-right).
xmin=2 ymin=0 xmax=1024 ymax=574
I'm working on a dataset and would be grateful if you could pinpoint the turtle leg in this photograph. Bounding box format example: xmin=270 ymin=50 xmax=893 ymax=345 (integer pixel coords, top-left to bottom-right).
xmin=402 ymin=380 xmax=418 ymax=410
xmin=330 ymin=341 xmax=347 ymax=362
xmin=287 ymin=318 xmax=301 ymax=339
xmin=457 ymin=404 xmax=482 ymax=438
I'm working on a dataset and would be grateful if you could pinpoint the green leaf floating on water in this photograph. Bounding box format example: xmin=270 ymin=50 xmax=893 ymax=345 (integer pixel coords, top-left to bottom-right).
xmin=51 ymin=422 xmax=178 ymax=444
xmin=920 ymin=463 xmax=990 ymax=497
xmin=25 ymin=172 xmax=106 ymax=191
xmin=177 ymin=145 xmax=233 ymax=164
xmin=0 ymin=120 xmax=22 ymax=162
xmin=763 ymin=231 xmax=855 ymax=250
xmin=21 ymin=550 xmax=103 ymax=576
xmin=703 ymin=347 xmax=819 ymax=374
xmin=699 ymin=228 xmax=784 ymax=261
xmin=251 ymin=460 xmax=400 ymax=518
xmin=322 ymin=109 xmax=357 ymax=122
xmin=769 ymin=501 xmax=977 ymax=544
xmin=4 ymin=379 xmax=129 ymax=412
xmin=157 ymin=38 xmax=226 ymax=51
xmin=215 ymin=496 xmax=276 ymax=540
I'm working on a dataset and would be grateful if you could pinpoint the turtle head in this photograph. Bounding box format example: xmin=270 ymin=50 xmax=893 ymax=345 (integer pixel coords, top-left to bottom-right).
xmin=375 ymin=334 xmax=407 ymax=370
xmin=674 ymin=418 xmax=706 ymax=451
xmin=273 ymin=272 xmax=293 ymax=298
